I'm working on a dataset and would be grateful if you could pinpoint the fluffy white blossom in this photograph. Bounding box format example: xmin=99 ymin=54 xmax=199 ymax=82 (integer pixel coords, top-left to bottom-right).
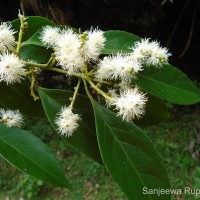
xmin=54 ymin=29 xmax=85 ymax=74
xmin=83 ymin=28 xmax=106 ymax=60
xmin=0 ymin=23 xmax=16 ymax=52
xmin=96 ymin=53 xmax=142 ymax=82
xmin=40 ymin=26 xmax=61 ymax=47
xmin=112 ymin=88 xmax=147 ymax=122
xmin=55 ymin=106 xmax=81 ymax=137
xmin=130 ymin=38 xmax=171 ymax=67
xmin=0 ymin=52 xmax=25 ymax=84
xmin=0 ymin=108 xmax=23 ymax=127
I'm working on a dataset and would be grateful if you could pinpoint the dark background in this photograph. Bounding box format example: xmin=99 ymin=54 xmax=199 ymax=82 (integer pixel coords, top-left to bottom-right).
xmin=1 ymin=0 xmax=199 ymax=80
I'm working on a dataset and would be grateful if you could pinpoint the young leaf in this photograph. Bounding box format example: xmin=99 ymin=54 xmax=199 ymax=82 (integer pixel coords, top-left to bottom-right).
xmin=19 ymin=44 xmax=53 ymax=63
xmin=22 ymin=29 xmax=44 ymax=47
xmin=134 ymin=94 xmax=170 ymax=126
xmin=0 ymin=124 xmax=70 ymax=188
xmin=0 ymin=80 xmax=45 ymax=118
xmin=134 ymin=64 xmax=200 ymax=105
xmin=11 ymin=16 xmax=55 ymax=42
xmin=102 ymin=30 xmax=140 ymax=54
xmin=91 ymin=100 xmax=171 ymax=200
xmin=38 ymin=87 xmax=102 ymax=163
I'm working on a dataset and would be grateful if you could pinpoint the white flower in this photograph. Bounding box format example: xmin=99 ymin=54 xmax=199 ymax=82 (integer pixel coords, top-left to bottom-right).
xmin=130 ymin=38 xmax=171 ymax=67
xmin=0 ymin=52 xmax=25 ymax=84
xmin=83 ymin=28 xmax=106 ymax=60
xmin=0 ymin=108 xmax=23 ymax=127
xmin=55 ymin=106 xmax=81 ymax=137
xmin=40 ymin=26 xmax=61 ymax=47
xmin=95 ymin=56 xmax=114 ymax=80
xmin=150 ymin=45 xmax=171 ymax=67
xmin=54 ymin=29 xmax=85 ymax=74
xmin=111 ymin=54 xmax=142 ymax=81
xmin=0 ymin=23 xmax=16 ymax=52
xmin=112 ymin=88 xmax=147 ymax=122
xmin=96 ymin=53 xmax=142 ymax=82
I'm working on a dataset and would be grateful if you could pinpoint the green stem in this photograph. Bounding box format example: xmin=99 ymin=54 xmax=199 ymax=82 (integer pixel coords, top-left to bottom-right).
xmin=48 ymin=57 xmax=56 ymax=68
xmin=24 ymin=61 xmax=82 ymax=78
xmin=82 ymin=78 xmax=93 ymax=100
xmin=69 ymin=79 xmax=81 ymax=109
xmin=30 ymin=73 xmax=39 ymax=101
xmin=92 ymin=79 xmax=118 ymax=87
xmin=86 ymin=77 xmax=112 ymax=102
xmin=24 ymin=60 xmax=51 ymax=68
xmin=24 ymin=71 xmax=33 ymax=76
xmin=43 ymin=56 xmax=56 ymax=68
xmin=16 ymin=15 xmax=26 ymax=54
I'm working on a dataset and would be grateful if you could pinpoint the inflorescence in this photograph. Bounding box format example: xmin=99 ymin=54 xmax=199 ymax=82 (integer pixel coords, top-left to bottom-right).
xmin=0 ymin=108 xmax=23 ymax=128
xmin=0 ymin=14 xmax=171 ymax=136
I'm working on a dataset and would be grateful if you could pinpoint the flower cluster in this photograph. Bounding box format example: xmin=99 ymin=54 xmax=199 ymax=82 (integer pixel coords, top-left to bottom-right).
xmin=0 ymin=108 xmax=23 ymax=127
xmin=94 ymin=38 xmax=171 ymax=123
xmin=0 ymin=22 xmax=26 ymax=85
xmin=0 ymin=16 xmax=171 ymax=138
xmin=112 ymin=88 xmax=147 ymax=122
xmin=0 ymin=52 xmax=25 ymax=84
xmin=83 ymin=27 xmax=106 ymax=60
xmin=40 ymin=26 xmax=106 ymax=75
xmin=0 ymin=23 xmax=16 ymax=52
xmin=55 ymin=106 xmax=81 ymax=137
xmin=96 ymin=38 xmax=171 ymax=83
xmin=39 ymin=25 xmax=171 ymax=136
xmin=39 ymin=26 xmax=60 ymax=47
xmin=130 ymin=38 xmax=171 ymax=67
xmin=96 ymin=53 xmax=142 ymax=83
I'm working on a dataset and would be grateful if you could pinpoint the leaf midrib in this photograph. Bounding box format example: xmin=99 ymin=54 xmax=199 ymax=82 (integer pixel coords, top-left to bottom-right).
xmin=137 ymin=72 xmax=200 ymax=97
xmin=95 ymin=105 xmax=153 ymax=200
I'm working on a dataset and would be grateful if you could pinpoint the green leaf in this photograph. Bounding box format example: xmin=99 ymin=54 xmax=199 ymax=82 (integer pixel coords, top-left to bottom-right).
xmin=102 ymin=30 xmax=140 ymax=54
xmin=134 ymin=64 xmax=200 ymax=105
xmin=91 ymin=100 xmax=170 ymax=200
xmin=0 ymin=124 xmax=70 ymax=188
xmin=11 ymin=16 xmax=55 ymax=42
xmin=134 ymin=95 xmax=170 ymax=126
xmin=19 ymin=44 xmax=52 ymax=63
xmin=0 ymin=80 xmax=45 ymax=118
xmin=22 ymin=29 xmax=44 ymax=47
xmin=38 ymin=87 xmax=102 ymax=163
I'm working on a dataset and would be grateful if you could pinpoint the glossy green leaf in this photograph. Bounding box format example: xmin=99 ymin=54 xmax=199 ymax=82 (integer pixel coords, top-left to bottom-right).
xmin=22 ymin=29 xmax=44 ymax=47
xmin=134 ymin=95 xmax=170 ymax=126
xmin=91 ymin=100 xmax=170 ymax=200
xmin=134 ymin=64 xmax=200 ymax=105
xmin=0 ymin=80 xmax=45 ymax=118
xmin=19 ymin=44 xmax=52 ymax=63
xmin=0 ymin=124 xmax=70 ymax=188
xmin=11 ymin=16 xmax=55 ymax=42
xmin=102 ymin=30 xmax=140 ymax=54
xmin=38 ymin=87 xmax=102 ymax=163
